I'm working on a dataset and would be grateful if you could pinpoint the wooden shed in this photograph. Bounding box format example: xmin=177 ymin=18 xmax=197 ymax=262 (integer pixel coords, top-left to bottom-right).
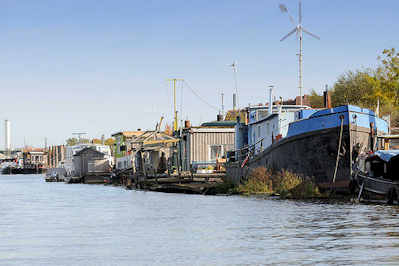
xmin=181 ymin=123 xmax=235 ymax=171
xmin=73 ymin=147 xmax=111 ymax=178
xmin=129 ymin=131 xmax=179 ymax=176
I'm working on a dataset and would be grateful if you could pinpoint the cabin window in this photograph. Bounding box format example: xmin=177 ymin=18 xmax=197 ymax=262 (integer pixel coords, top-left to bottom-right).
xmin=370 ymin=160 xmax=385 ymax=178
xmin=223 ymin=144 xmax=234 ymax=155
xmin=209 ymin=145 xmax=223 ymax=161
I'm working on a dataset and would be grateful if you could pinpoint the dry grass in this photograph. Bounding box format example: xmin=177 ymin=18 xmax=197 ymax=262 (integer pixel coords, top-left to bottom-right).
xmin=239 ymin=167 xmax=322 ymax=198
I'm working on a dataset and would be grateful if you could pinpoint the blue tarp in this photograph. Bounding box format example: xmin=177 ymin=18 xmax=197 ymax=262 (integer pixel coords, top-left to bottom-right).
xmin=374 ymin=150 xmax=399 ymax=162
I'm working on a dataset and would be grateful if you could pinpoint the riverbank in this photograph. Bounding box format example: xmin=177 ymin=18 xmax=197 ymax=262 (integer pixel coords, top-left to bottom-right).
xmin=98 ymin=167 xmax=329 ymax=199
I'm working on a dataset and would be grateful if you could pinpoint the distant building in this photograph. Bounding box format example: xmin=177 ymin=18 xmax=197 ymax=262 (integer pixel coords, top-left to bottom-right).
xmin=64 ymin=144 xmax=112 ymax=176
xmin=22 ymin=148 xmax=48 ymax=170
xmin=130 ymin=131 xmax=179 ymax=176
xmin=47 ymin=145 xmax=66 ymax=168
xmin=73 ymin=147 xmax=111 ymax=181
xmin=112 ymin=131 xmax=144 ymax=170
xmin=295 ymin=95 xmax=311 ymax=106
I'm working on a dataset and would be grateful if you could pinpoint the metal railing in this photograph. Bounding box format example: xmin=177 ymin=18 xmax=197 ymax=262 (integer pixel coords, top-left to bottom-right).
xmin=227 ymin=138 xmax=264 ymax=166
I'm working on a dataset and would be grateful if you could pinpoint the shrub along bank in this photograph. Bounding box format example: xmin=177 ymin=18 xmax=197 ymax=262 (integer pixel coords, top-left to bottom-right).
xmin=238 ymin=167 xmax=323 ymax=199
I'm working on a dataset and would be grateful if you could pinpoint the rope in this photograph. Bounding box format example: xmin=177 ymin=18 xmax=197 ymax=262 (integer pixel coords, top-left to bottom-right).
xmin=183 ymin=81 xmax=219 ymax=111
xmin=332 ymin=116 xmax=344 ymax=186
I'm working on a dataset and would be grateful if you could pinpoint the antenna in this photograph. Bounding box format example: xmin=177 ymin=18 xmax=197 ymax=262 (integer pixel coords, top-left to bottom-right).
xmin=221 ymin=91 xmax=225 ymax=117
xmin=228 ymin=60 xmax=239 ymax=110
xmin=279 ymin=1 xmax=320 ymax=106
xmin=167 ymin=78 xmax=184 ymax=132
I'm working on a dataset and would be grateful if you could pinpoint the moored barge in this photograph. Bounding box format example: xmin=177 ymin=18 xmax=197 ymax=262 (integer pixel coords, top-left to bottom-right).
xmin=227 ymin=101 xmax=389 ymax=193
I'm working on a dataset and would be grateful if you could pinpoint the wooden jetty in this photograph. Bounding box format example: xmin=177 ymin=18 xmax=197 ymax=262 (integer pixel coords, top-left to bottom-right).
xmin=125 ymin=173 xmax=228 ymax=195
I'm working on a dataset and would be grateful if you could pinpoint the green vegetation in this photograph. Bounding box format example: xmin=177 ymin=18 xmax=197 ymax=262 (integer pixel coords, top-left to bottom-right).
xmin=309 ymin=89 xmax=324 ymax=108
xmin=238 ymin=167 xmax=322 ymax=199
xmin=65 ymin=137 xmax=115 ymax=146
xmin=92 ymin=138 xmax=102 ymax=144
xmin=104 ymin=138 xmax=115 ymax=146
xmin=238 ymin=167 xmax=274 ymax=195
xmin=310 ymin=48 xmax=399 ymax=127
xmin=66 ymin=138 xmax=78 ymax=146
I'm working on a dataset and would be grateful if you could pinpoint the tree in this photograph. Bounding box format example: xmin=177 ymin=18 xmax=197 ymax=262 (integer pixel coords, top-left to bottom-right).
xmin=308 ymin=89 xmax=324 ymax=108
xmin=92 ymin=138 xmax=102 ymax=144
xmin=378 ymin=48 xmax=399 ymax=106
xmin=164 ymin=124 xmax=173 ymax=136
xmin=330 ymin=48 xmax=399 ymax=127
xmin=331 ymin=69 xmax=375 ymax=108
xmin=66 ymin=138 xmax=78 ymax=146
xmin=79 ymin=138 xmax=90 ymax=144
xmin=104 ymin=138 xmax=115 ymax=146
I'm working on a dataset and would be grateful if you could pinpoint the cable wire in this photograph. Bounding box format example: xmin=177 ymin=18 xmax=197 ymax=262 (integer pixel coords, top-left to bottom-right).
xmin=183 ymin=80 xmax=219 ymax=111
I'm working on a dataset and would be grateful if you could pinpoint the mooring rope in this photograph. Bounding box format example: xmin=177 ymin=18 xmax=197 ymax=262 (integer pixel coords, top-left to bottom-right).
xmin=332 ymin=115 xmax=345 ymax=186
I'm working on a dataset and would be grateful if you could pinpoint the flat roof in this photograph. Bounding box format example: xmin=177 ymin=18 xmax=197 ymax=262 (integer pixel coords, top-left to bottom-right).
xmin=187 ymin=128 xmax=235 ymax=133
xmin=111 ymin=131 xmax=144 ymax=137
xmin=379 ymin=135 xmax=399 ymax=139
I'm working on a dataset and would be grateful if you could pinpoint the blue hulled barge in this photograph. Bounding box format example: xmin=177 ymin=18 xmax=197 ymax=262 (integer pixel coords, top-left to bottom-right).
xmin=227 ymin=104 xmax=389 ymax=193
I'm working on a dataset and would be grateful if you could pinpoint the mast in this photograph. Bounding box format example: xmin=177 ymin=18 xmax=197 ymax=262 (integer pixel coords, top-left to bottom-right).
xmin=299 ymin=27 xmax=303 ymax=106
xmin=168 ymin=78 xmax=184 ymax=132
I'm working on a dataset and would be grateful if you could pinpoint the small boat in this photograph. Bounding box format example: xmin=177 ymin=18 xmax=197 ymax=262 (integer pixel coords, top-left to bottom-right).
xmin=354 ymin=149 xmax=399 ymax=203
xmin=45 ymin=168 xmax=66 ymax=182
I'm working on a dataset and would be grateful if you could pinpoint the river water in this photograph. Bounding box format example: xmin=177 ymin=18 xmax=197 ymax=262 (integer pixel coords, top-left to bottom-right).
xmin=1 ymin=175 xmax=399 ymax=265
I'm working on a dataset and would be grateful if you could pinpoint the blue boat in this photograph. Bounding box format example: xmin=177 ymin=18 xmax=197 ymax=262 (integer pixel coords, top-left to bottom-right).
xmin=227 ymin=104 xmax=390 ymax=193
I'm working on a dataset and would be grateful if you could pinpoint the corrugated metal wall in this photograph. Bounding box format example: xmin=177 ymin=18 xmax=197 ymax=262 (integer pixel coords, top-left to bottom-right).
xmin=190 ymin=131 xmax=235 ymax=163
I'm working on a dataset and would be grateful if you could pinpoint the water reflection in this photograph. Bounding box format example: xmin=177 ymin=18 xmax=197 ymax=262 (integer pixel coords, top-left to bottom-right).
xmin=1 ymin=175 xmax=399 ymax=265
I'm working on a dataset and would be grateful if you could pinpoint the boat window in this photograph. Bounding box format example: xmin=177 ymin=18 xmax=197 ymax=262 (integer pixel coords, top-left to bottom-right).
xmin=391 ymin=157 xmax=399 ymax=180
xmin=370 ymin=160 xmax=385 ymax=178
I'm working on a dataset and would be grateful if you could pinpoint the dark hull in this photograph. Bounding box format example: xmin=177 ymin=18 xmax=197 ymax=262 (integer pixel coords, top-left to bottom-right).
xmin=1 ymin=167 xmax=46 ymax=175
xmin=357 ymin=173 xmax=399 ymax=196
xmin=227 ymin=125 xmax=377 ymax=193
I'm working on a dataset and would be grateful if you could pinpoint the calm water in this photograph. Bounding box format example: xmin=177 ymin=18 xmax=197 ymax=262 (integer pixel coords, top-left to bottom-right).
xmin=1 ymin=175 xmax=399 ymax=265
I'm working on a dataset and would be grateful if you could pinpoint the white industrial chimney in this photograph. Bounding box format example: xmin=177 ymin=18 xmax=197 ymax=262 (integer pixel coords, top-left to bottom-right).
xmin=268 ymin=86 xmax=274 ymax=115
xmin=5 ymin=120 xmax=11 ymax=154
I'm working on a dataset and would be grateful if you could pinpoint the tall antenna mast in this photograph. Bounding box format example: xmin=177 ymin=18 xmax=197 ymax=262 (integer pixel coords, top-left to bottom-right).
xmin=167 ymin=78 xmax=184 ymax=132
xmin=221 ymin=91 xmax=225 ymax=117
xmin=229 ymin=60 xmax=239 ymax=110
xmin=279 ymin=1 xmax=320 ymax=106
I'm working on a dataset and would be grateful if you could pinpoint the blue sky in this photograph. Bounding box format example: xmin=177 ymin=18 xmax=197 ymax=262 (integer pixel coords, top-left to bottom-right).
xmin=0 ymin=0 xmax=398 ymax=147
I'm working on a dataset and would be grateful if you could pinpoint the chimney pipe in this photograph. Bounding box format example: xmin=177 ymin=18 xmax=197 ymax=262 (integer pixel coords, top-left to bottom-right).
xmin=323 ymin=85 xmax=331 ymax=108
xmin=5 ymin=120 xmax=10 ymax=155
xmin=268 ymin=86 xmax=273 ymax=115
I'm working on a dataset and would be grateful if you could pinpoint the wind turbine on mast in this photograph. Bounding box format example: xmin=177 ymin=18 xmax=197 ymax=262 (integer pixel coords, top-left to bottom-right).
xmin=228 ymin=60 xmax=239 ymax=110
xmin=279 ymin=1 xmax=320 ymax=106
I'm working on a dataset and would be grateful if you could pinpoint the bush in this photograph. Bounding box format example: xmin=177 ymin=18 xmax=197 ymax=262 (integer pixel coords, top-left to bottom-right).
xmin=238 ymin=167 xmax=321 ymax=198
xmin=238 ymin=167 xmax=273 ymax=195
